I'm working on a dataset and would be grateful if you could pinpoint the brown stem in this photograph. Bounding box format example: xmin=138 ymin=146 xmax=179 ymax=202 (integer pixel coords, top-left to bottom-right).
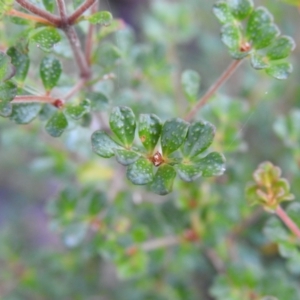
xmin=85 ymin=3 xmax=97 ymax=66
xmin=15 ymin=0 xmax=61 ymax=26
xmin=56 ymin=0 xmax=68 ymax=24
xmin=63 ymin=79 xmax=86 ymax=100
xmin=68 ymin=0 xmax=97 ymax=25
xmin=204 ymin=248 xmax=226 ymax=273
xmin=11 ymin=95 xmax=58 ymax=104
xmin=185 ymin=59 xmax=243 ymax=121
xmin=140 ymin=235 xmax=180 ymax=252
xmin=276 ymin=206 xmax=300 ymax=239
xmin=63 ymin=26 xmax=91 ymax=79
xmin=6 ymin=9 xmax=54 ymax=26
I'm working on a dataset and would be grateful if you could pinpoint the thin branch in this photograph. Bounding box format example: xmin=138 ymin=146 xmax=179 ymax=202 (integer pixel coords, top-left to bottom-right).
xmin=15 ymin=0 xmax=61 ymax=26
xmin=56 ymin=0 xmax=68 ymax=24
xmin=140 ymin=235 xmax=181 ymax=252
xmin=276 ymin=206 xmax=300 ymax=239
xmin=63 ymin=79 xmax=86 ymax=100
xmin=63 ymin=26 xmax=91 ymax=79
xmin=85 ymin=3 xmax=97 ymax=66
xmin=68 ymin=0 xmax=97 ymax=25
xmin=6 ymin=9 xmax=54 ymax=26
xmin=204 ymin=248 xmax=226 ymax=273
xmin=185 ymin=59 xmax=243 ymax=121
xmin=11 ymin=95 xmax=58 ymax=104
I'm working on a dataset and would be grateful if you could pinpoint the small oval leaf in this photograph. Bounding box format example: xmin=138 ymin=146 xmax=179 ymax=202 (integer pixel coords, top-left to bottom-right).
xmin=138 ymin=114 xmax=162 ymax=153
xmin=0 ymin=81 xmax=17 ymax=117
xmin=213 ymin=1 xmax=235 ymax=24
xmin=150 ymin=164 xmax=176 ymax=195
xmin=0 ymin=51 xmax=15 ymax=82
xmin=114 ymin=148 xmax=140 ymax=166
xmin=161 ymin=118 xmax=189 ymax=156
xmin=176 ymin=163 xmax=202 ymax=182
xmin=109 ymin=106 xmax=136 ymax=148
xmin=42 ymin=0 xmax=55 ymax=12
xmin=86 ymin=11 xmax=113 ymax=26
xmin=266 ymin=62 xmax=293 ymax=80
xmin=40 ymin=56 xmax=62 ymax=91
xmin=65 ymin=99 xmax=90 ymax=120
xmin=10 ymin=103 xmax=41 ymax=124
xmin=29 ymin=27 xmax=61 ymax=52
xmin=45 ymin=110 xmax=68 ymax=137
xmin=228 ymin=0 xmax=254 ymax=20
xmin=6 ymin=47 xmax=29 ymax=83
xmin=182 ymin=121 xmax=215 ymax=158
xmin=193 ymin=152 xmax=226 ymax=177
xmin=91 ymin=130 xmax=122 ymax=158
xmin=266 ymin=36 xmax=296 ymax=60
xmin=126 ymin=157 xmax=154 ymax=185
xmin=250 ymin=52 xmax=270 ymax=69
xmin=221 ymin=23 xmax=242 ymax=50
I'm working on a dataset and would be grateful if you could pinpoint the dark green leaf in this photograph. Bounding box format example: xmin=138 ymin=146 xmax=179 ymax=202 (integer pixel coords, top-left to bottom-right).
xmin=10 ymin=103 xmax=41 ymax=124
xmin=193 ymin=152 xmax=226 ymax=177
xmin=213 ymin=1 xmax=235 ymax=24
xmin=221 ymin=23 xmax=242 ymax=50
xmin=266 ymin=36 xmax=296 ymax=60
xmin=65 ymin=99 xmax=90 ymax=120
xmin=181 ymin=69 xmax=200 ymax=103
xmin=266 ymin=62 xmax=293 ymax=80
xmin=150 ymin=164 xmax=176 ymax=195
xmin=0 ymin=51 xmax=15 ymax=82
xmin=45 ymin=110 xmax=68 ymax=137
xmin=161 ymin=118 xmax=189 ymax=156
xmin=91 ymin=130 xmax=122 ymax=158
xmin=0 ymin=81 xmax=17 ymax=117
xmin=247 ymin=8 xmax=280 ymax=49
xmin=228 ymin=0 xmax=254 ymax=20
xmin=42 ymin=0 xmax=55 ymax=13
xmin=87 ymin=92 xmax=109 ymax=111
xmin=72 ymin=0 xmax=84 ymax=9
xmin=114 ymin=148 xmax=140 ymax=166
xmin=176 ymin=163 xmax=201 ymax=182
xmin=109 ymin=106 xmax=136 ymax=148
xmin=29 ymin=27 xmax=61 ymax=52
xmin=126 ymin=157 xmax=154 ymax=185
xmin=250 ymin=52 xmax=270 ymax=69
xmin=86 ymin=11 xmax=113 ymax=26
xmin=182 ymin=121 xmax=215 ymax=158
xmin=40 ymin=56 xmax=62 ymax=91
xmin=7 ymin=47 xmax=30 ymax=83
xmin=138 ymin=114 xmax=162 ymax=153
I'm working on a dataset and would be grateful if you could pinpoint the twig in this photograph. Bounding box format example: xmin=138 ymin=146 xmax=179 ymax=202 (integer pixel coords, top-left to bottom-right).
xmin=68 ymin=0 xmax=97 ymax=25
xmin=11 ymin=95 xmax=58 ymax=104
xmin=6 ymin=9 xmax=54 ymax=26
xmin=140 ymin=235 xmax=180 ymax=251
xmin=56 ymin=0 xmax=68 ymax=24
xmin=185 ymin=59 xmax=243 ymax=121
xmin=85 ymin=2 xmax=97 ymax=66
xmin=15 ymin=0 xmax=61 ymax=26
xmin=63 ymin=79 xmax=86 ymax=100
xmin=276 ymin=205 xmax=300 ymax=239
xmin=204 ymin=248 xmax=226 ymax=273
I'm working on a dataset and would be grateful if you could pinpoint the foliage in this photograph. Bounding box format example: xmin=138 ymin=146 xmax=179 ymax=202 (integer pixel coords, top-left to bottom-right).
xmin=0 ymin=0 xmax=300 ymax=299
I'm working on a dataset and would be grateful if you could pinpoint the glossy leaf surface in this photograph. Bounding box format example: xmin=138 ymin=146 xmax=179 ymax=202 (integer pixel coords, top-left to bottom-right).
xmin=29 ymin=27 xmax=61 ymax=52
xmin=45 ymin=110 xmax=68 ymax=137
xmin=213 ymin=1 xmax=235 ymax=24
xmin=7 ymin=47 xmax=29 ymax=83
xmin=228 ymin=0 xmax=254 ymax=20
xmin=176 ymin=163 xmax=201 ymax=182
xmin=181 ymin=69 xmax=200 ymax=103
xmin=86 ymin=11 xmax=113 ymax=26
xmin=0 ymin=51 xmax=15 ymax=82
xmin=10 ymin=103 xmax=41 ymax=124
xmin=126 ymin=158 xmax=154 ymax=185
xmin=150 ymin=164 xmax=176 ymax=195
xmin=40 ymin=56 xmax=62 ymax=91
xmin=266 ymin=36 xmax=296 ymax=60
xmin=114 ymin=149 xmax=140 ymax=166
xmin=0 ymin=81 xmax=17 ymax=117
xmin=193 ymin=152 xmax=226 ymax=177
xmin=266 ymin=62 xmax=293 ymax=80
xmin=65 ymin=99 xmax=90 ymax=120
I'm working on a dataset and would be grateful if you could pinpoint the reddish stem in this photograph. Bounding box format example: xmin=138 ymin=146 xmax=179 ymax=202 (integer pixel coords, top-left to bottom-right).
xmin=11 ymin=95 xmax=59 ymax=104
xmin=56 ymin=0 xmax=68 ymax=24
xmin=185 ymin=59 xmax=243 ymax=121
xmin=6 ymin=9 xmax=54 ymax=26
xmin=85 ymin=3 xmax=97 ymax=65
xmin=276 ymin=206 xmax=300 ymax=239
xmin=68 ymin=0 xmax=97 ymax=25
xmin=15 ymin=0 xmax=61 ymax=26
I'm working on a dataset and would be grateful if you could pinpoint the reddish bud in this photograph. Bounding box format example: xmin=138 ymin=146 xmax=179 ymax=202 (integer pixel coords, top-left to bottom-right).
xmin=125 ymin=246 xmax=138 ymax=256
xmin=240 ymin=42 xmax=251 ymax=52
xmin=183 ymin=229 xmax=199 ymax=242
xmin=151 ymin=151 xmax=164 ymax=167
xmin=53 ymin=99 xmax=64 ymax=108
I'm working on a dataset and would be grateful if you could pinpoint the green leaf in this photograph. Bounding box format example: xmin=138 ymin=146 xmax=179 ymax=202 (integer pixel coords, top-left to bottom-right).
xmin=264 ymin=217 xmax=289 ymax=243
xmin=247 ymin=8 xmax=280 ymax=49
xmin=213 ymin=1 xmax=235 ymax=24
xmin=42 ymin=0 xmax=55 ymax=13
xmin=91 ymin=130 xmax=122 ymax=158
xmin=6 ymin=47 xmax=30 ymax=83
xmin=109 ymin=106 xmax=136 ymax=148
xmin=72 ymin=0 xmax=84 ymax=9
xmin=286 ymin=202 xmax=300 ymax=228
xmin=87 ymin=92 xmax=109 ymax=111
xmin=150 ymin=164 xmax=176 ymax=195
xmin=0 ymin=81 xmax=17 ymax=117
xmin=45 ymin=110 xmax=68 ymax=137
xmin=40 ymin=56 xmax=62 ymax=91
xmin=250 ymin=52 xmax=270 ymax=69
xmin=266 ymin=62 xmax=293 ymax=80
xmin=114 ymin=149 xmax=140 ymax=166
xmin=65 ymin=99 xmax=90 ymax=120
xmin=161 ymin=118 xmax=189 ymax=156
xmin=176 ymin=163 xmax=201 ymax=182
xmin=221 ymin=23 xmax=242 ymax=50
xmin=0 ymin=51 xmax=15 ymax=82
xmin=126 ymin=157 xmax=154 ymax=185
xmin=181 ymin=69 xmax=200 ymax=103
xmin=138 ymin=114 xmax=162 ymax=153
xmin=266 ymin=36 xmax=296 ymax=60
xmin=228 ymin=0 xmax=254 ymax=20
xmin=182 ymin=121 xmax=215 ymax=158
xmin=29 ymin=27 xmax=61 ymax=52
xmin=86 ymin=11 xmax=113 ymax=26
xmin=10 ymin=103 xmax=41 ymax=124
xmin=193 ymin=152 xmax=226 ymax=177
